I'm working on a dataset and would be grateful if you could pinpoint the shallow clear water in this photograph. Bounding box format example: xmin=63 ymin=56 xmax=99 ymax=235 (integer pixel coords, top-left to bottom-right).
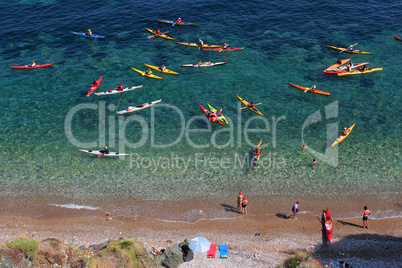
xmin=0 ymin=1 xmax=400 ymax=220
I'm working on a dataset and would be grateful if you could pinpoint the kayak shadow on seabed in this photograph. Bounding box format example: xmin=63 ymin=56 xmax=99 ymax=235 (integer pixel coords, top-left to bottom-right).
xmin=312 ymin=233 xmax=402 ymax=267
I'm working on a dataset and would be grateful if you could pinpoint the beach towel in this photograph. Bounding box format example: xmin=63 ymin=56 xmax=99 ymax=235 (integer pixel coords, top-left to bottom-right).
xmin=207 ymin=244 xmax=216 ymax=258
xmin=219 ymin=244 xmax=228 ymax=259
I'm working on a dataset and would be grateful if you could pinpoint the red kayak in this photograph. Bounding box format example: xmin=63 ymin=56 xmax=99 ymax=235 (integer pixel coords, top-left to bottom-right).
xmin=199 ymin=104 xmax=223 ymax=125
xmin=395 ymin=36 xmax=402 ymax=41
xmin=87 ymin=76 xmax=103 ymax=96
xmin=324 ymin=208 xmax=333 ymax=244
xmin=10 ymin=64 xmax=53 ymax=69
xmin=203 ymin=47 xmax=244 ymax=51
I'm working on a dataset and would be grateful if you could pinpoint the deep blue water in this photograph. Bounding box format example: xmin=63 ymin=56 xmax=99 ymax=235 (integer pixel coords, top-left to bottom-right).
xmin=0 ymin=0 xmax=401 ymax=220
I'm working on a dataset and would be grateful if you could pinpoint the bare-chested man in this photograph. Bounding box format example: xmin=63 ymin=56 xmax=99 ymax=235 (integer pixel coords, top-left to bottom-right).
xmin=237 ymin=191 xmax=243 ymax=210
xmin=362 ymin=206 xmax=372 ymax=229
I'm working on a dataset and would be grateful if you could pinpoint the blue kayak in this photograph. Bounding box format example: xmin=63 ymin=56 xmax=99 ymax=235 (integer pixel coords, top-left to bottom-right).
xmin=71 ymin=31 xmax=105 ymax=38
xmin=157 ymin=19 xmax=197 ymax=26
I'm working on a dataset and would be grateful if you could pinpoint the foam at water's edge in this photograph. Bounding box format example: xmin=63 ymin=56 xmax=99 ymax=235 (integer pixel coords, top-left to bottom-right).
xmin=50 ymin=203 xmax=100 ymax=210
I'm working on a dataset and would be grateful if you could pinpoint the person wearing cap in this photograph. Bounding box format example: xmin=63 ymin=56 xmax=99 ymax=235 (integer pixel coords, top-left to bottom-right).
xmin=86 ymin=29 xmax=92 ymax=36
xmin=241 ymin=196 xmax=248 ymax=215
xmin=173 ymin=18 xmax=182 ymax=25
xmin=116 ymin=84 xmax=123 ymax=91
xmin=341 ymin=127 xmax=350 ymax=136
xmin=288 ymin=201 xmax=300 ymax=219
xmin=100 ymin=145 xmax=109 ymax=155
xmin=160 ymin=64 xmax=166 ymax=72
xmin=237 ymin=191 xmax=243 ymax=210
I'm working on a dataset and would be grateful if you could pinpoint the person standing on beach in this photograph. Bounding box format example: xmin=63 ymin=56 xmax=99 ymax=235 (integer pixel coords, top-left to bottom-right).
xmin=237 ymin=191 xmax=243 ymax=210
xmin=288 ymin=201 xmax=300 ymax=219
xmin=362 ymin=206 xmax=372 ymax=229
xmin=241 ymin=196 xmax=248 ymax=215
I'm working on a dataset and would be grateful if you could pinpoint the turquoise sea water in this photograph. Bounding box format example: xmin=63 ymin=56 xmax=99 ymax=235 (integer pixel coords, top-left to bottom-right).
xmin=0 ymin=1 xmax=400 ymax=221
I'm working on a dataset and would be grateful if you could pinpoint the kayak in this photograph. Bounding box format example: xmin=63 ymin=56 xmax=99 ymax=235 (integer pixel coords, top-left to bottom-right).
xmin=327 ymin=45 xmax=373 ymax=55
xmin=145 ymin=28 xmax=175 ymax=41
xmin=176 ymin=42 xmax=222 ymax=48
xmin=324 ymin=208 xmax=333 ymax=244
xmin=10 ymin=64 xmax=53 ymax=69
xmin=144 ymin=64 xmax=179 ymax=75
xmin=323 ymin=58 xmax=350 ymax=72
xmin=203 ymin=47 xmax=244 ymax=51
xmin=288 ymin=83 xmax=330 ymax=96
xmin=252 ymin=139 xmax=263 ymax=169
xmin=207 ymin=104 xmax=229 ymax=125
xmin=199 ymin=104 xmax=223 ymax=125
xmin=157 ymin=19 xmax=197 ymax=26
xmin=236 ymin=94 xmax=264 ymax=116
xmin=87 ymin=76 xmax=103 ymax=97
xmin=71 ymin=31 xmax=105 ymax=38
xmin=181 ymin=62 xmax=227 ymax=67
xmin=337 ymin=68 xmax=382 ymax=76
xmin=395 ymin=36 xmax=402 ymax=41
xmin=323 ymin=62 xmax=369 ymax=74
xmin=117 ymin=99 xmax=162 ymax=115
xmin=331 ymin=123 xmax=355 ymax=147
xmin=79 ymin=149 xmax=129 ymax=156
xmin=95 ymin=85 xmax=143 ymax=96
xmin=131 ymin=67 xmax=164 ymax=79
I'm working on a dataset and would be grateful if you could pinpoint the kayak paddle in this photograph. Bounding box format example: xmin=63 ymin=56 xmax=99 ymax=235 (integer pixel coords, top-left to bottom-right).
xmin=148 ymin=31 xmax=169 ymax=38
xmin=240 ymin=103 xmax=262 ymax=109
xmin=340 ymin=43 xmax=358 ymax=53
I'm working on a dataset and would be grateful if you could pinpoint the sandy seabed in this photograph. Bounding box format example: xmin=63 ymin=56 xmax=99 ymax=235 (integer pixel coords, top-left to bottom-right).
xmin=0 ymin=196 xmax=401 ymax=268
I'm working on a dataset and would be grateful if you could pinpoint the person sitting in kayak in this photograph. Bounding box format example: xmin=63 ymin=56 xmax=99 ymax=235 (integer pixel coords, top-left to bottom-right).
xmin=360 ymin=65 xmax=368 ymax=72
xmin=341 ymin=127 xmax=350 ymax=136
xmin=145 ymin=69 xmax=152 ymax=76
xmin=100 ymin=145 xmax=109 ymax=154
xmin=346 ymin=61 xmax=353 ymax=71
xmin=156 ymin=29 xmax=161 ymax=35
xmin=86 ymin=29 xmax=92 ymax=36
xmin=305 ymin=85 xmax=316 ymax=93
xmin=336 ymin=58 xmax=342 ymax=64
xmin=347 ymin=44 xmax=355 ymax=51
xmin=175 ymin=18 xmax=182 ymax=24
xmin=116 ymin=84 xmax=123 ymax=91
xmin=159 ymin=64 xmax=166 ymax=71
xmin=247 ymin=102 xmax=255 ymax=108
xmin=254 ymin=146 xmax=261 ymax=156
xmin=29 ymin=61 xmax=36 ymax=67
xmin=93 ymin=79 xmax=99 ymax=85
xmin=216 ymin=108 xmax=222 ymax=117
xmin=198 ymin=39 xmax=204 ymax=47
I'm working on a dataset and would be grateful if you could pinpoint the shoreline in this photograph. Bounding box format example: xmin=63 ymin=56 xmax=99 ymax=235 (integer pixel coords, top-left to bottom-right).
xmin=1 ymin=198 xmax=401 ymax=267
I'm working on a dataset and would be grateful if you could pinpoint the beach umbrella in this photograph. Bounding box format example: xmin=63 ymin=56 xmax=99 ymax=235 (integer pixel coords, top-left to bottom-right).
xmin=189 ymin=237 xmax=211 ymax=253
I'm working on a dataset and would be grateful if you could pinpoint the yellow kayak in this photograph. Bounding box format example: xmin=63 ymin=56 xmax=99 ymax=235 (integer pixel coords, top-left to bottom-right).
xmin=252 ymin=139 xmax=262 ymax=168
xmin=176 ymin=42 xmax=222 ymax=48
xmin=207 ymin=104 xmax=229 ymax=125
xmin=144 ymin=64 xmax=179 ymax=75
xmin=327 ymin=45 xmax=373 ymax=55
xmin=331 ymin=123 xmax=355 ymax=147
xmin=131 ymin=67 xmax=164 ymax=79
xmin=337 ymin=68 xmax=383 ymax=76
xmin=236 ymin=94 xmax=264 ymax=116
xmin=145 ymin=28 xmax=175 ymax=41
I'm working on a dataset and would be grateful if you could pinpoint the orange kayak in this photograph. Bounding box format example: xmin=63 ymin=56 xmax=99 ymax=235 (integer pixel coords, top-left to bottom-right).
xmin=323 ymin=58 xmax=350 ymax=72
xmin=288 ymin=83 xmax=330 ymax=96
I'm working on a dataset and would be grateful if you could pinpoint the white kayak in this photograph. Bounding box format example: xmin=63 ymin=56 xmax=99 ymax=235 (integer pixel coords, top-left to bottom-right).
xmin=94 ymin=85 xmax=143 ymax=96
xmin=180 ymin=62 xmax=227 ymax=67
xmin=79 ymin=149 xmax=129 ymax=156
xmin=117 ymin=99 xmax=162 ymax=114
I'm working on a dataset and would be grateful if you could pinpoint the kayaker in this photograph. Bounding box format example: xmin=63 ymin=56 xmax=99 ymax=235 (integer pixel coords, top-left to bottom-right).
xmin=160 ymin=64 xmax=166 ymax=71
xmin=100 ymin=145 xmax=109 ymax=154
xmin=198 ymin=60 xmax=203 ymax=67
xmin=254 ymin=146 xmax=261 ymax=156
xmin=29 ymin=61 xmax=36 ymax=67
xmin=156 ymin=29 xmax=161 ymax=35
xmin=175 ymin=18 xmax=182 ymax=24
xmin=247 ymin=101 xmax=255 ymax=108
xmin=216 ymin=108 xmax=222 ymax=116
xmin=341 ymin=127 xmax=350 ymax=136
xmin=346 ymin=61 xmax=353 ymax=71
xmin=198 ymin=39 xmax=204 ymax=47
xmin=347 ymin=44 xmax=355 ymax=51
xmin=145 ymin=69 xmax=152 ymax=76
xmin=86 ymin=29 xmax=92 ymax=36
xmin=305 ymin=85 xmax=316 ymax=93
xmin=360 ymin=65 xmax=368 ymax=72
xmin=336 ymin=58 xmax=342 ymax=64
xmin=301 ymin=145 xmax=308 ymax=152
xmin=116 ymin=84 xmax=123 ymax=91
xmin=92 ymin=79 xmax=98 ymax=85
